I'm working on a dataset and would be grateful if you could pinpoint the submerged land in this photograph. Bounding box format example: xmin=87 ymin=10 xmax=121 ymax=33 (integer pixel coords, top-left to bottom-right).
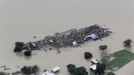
xmin=0 ymin=0 xmax=134 ymax=75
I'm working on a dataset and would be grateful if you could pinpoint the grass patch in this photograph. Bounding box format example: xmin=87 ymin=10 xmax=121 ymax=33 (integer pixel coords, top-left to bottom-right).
xmin=101 ymin=50 xmax=134 ymax=71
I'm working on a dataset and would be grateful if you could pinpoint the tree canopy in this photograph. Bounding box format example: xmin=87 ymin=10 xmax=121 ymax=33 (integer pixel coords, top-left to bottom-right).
xmin=123 ymin=39 xmax=132 ymax=48
xmin=21 ymin=65 xmax=39 ymax=74
xmin=67 ymin=64 xmax=88 ymax=75
xmin=24 ymin=51 xmax=32 ymax=56
xmin=99 ymin=45 xmax=108 ymax=50
xmin=67 ymin=64 xmax=76 ymax=73
xmin=0 ymin=71 xmax=10 ymax=75
xmin=84 ymin=52 xmax=92 ymax=59
xmin=14 ymin=42 xmax=25 ymax=52
xmin=95 ymin=63 xmax=106 ymax=75
xmin=107 ymin=72 xmax=116 ymax=75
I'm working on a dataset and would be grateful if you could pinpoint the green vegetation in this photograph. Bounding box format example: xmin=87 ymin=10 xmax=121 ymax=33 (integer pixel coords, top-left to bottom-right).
xmin=0 ymin=72 xmax=10 ymax=75
xmin=107 ymin=72 xmax=116 ymax=75
xmin=101 ymin=50 xmax=134 ymax=71
xmin=67 ymin=64 xmax=76 ymax=73
xmin=99 ymin=45 xmax=108 ymax=50
xmin=95 ymin=63 xmax=106 ymax=75
xmin=21 ymin=65 xmax=39 ymax=74
xmin=14 ymin=42 xmax=25 ymax=52
xmin=123 ymin=39 xmax=132 ymax=48
xmin=73 ymin=67 xmax=88 ymax=75
xmin=67 ymin=64 xmax=88 ymax=75
xmin=84 ymin=52 xmax=92 ymax=59
xmin=24 ymin=51 xmax=32 ymax=56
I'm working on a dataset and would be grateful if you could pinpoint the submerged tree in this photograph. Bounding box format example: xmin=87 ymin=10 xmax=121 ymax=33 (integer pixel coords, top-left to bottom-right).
xmin=67 ymin=64 xmax=76 ymax=73
xmin=0 ymin=71 xmax=10 ymax=75
xmin=99 ymin=45 xmax=108 ymax=51
xmin=73 ymin=67 xmax=88 ymax=75
xmin=123 ymin=39 xmax=132 ymax=48
xmin=24 ymin=51 xmax=32 ymax=56
xmin=14 ymin=42 xmax=25 ymax=52
xmin=84 ymin=52 xmax=92 ymax=59
xmin=107 ymin=72 xmax=116 ymax=75
xmin=95 ymin=63 xmax=106 ymax=75
xmin=21 ymin=65 xmax=39 ymax=75
xmin=67 ymin=64 xmax=88 ymax=75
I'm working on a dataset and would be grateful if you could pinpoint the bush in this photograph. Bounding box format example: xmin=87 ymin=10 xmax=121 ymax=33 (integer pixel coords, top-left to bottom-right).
xmin=21 ymin=65 xmax=39 ymax=74
xmin=95 ymin=63 xmax=106 ymax=75
xmin=123 ymin=39 xmax=132 ymax=48
xmin=99 ymin=45 xmax=108 ymax=50
xmin=0 ymin=71 xmax=10 ymax=75
xmin=67 ymin=64 xmax=88 ymax=75
xmin=73 ymin=67 xmax=88 ymax=75
xmin=84 ymin=52 xmax=92 ymax=59
xmin=24 ymin=51 xmax=32 ymax=56
xmin=14 ymin=42 xmax=25 ymax=52
xmin=107 ymin=72 xmax=116 ymax=75
xmin=67 ymin=64 xmax=76 ymax=73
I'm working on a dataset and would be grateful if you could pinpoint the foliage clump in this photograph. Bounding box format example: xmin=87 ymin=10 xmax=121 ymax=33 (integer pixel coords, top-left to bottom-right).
xmin=67 ymin=64 xmax=76 ymax=73
xmin=24 ymin=51 xmax=32 ymax=56
xmin=21 ymin=65 xmax=39 ymax=74
xmin=123 ymin=39 xmax=132 ymax=48
xmin=95 ymin=63 xmax=106 ymax=75
xmin=99 ymin=45 xmax=108 ymax=50
xmin=14 ymin=42 xmax=25 ymax=52
xmin=107 ymin=72 xmax=116 ymax=75
xmin=0 ymin=71 xmax=10 ymax=75
xmin=67 ymin=64 xmax=88 ymax=75
xmin=84 ymin=52 xmax=92 ymax=59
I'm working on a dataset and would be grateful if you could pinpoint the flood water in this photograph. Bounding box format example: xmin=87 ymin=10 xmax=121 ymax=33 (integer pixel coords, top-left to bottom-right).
xmin=0 ymin=0 xmax=134 ymax=75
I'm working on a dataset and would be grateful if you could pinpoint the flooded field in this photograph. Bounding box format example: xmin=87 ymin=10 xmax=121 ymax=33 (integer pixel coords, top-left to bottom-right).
xmin=0 ymin=0 xmax=134 ymax=75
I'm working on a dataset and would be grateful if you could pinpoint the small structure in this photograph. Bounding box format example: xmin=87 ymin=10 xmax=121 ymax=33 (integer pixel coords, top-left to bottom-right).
xmin=90 ymin=64 xmax=97 ymax=71
xmin=72 ymin=41 xmax=78 ymax=46
xmin=90 ymin=58 xmax=101 ymax=72
xmin=90 ymin=34 xmax=98 ymax=40
xmin=91 ymin=58 xmax=99 ymax=64
xmin=85 ymin=34 xmax=98 ymax=40
xmin=32 ymin=43 xmax=36 ymax=47
xmin=51 ymin=66 xmax=60 ymax=73
xmin=49 ymin=39 xmax=53 ymax=42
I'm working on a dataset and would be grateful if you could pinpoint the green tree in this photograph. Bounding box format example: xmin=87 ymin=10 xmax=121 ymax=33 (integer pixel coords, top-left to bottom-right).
xmin=123 ymin=39 xmax=132 ymax=48
xmin=67 ymin=64 xmax=88 ymax=75
xmin=0 ymin=71 xmax=10 ymax=75
xmin=21 ymin=65 xmax=39 ymax=74
xmin=99 ymin=45 xmax=108 ymax=50
xmin=95 ymin=63 xmax=106 ymax=75
xmin=24 ymin=51 xmax=32 ymax=56
xmin=67 ymin=64 xmax=76 ymax=73
xmin=107 ymin=72 xmax=116 ymax=75
xmin=14 ymin=42 xmax=25 ymax=52
xmin=73 ymin=67 xmax=88 ymax=75
xmin=84 ymin=52 xmax=92 ymax=59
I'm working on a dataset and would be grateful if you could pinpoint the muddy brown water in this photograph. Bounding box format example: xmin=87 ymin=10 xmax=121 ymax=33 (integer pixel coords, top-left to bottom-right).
xmin=0 ymin=0 xmax=134 ymax=75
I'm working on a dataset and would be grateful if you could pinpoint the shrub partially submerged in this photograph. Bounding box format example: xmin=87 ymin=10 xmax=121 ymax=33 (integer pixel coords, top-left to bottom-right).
xmin=73 ymin=67 xmax=88 ymax=75
xmin=24 ymin=51 xmax=32 ymax=56
xmin=89 ymin=62 xmax=107 ymax=75
xmin=123 ymin=39 xmax=132 ymax=48
xmin=67 ymin=64 xmax=76 ymax=73
xmin=0 ymin=71 xmax=10 ymax=75
xmin=21 ymin=65 xmax=39 ymax=74
xmin=99 ymin=45 xmax=108 ymax=50
xmin=84 ymin=52 xmax=92 ymax=59
xmin=67 ymin=64 xmax=88 ymax=75
xmin=107 ymin=72 xmax=116 ymax=75
xmin=14 ymin=42 xmax=25 ymax=52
